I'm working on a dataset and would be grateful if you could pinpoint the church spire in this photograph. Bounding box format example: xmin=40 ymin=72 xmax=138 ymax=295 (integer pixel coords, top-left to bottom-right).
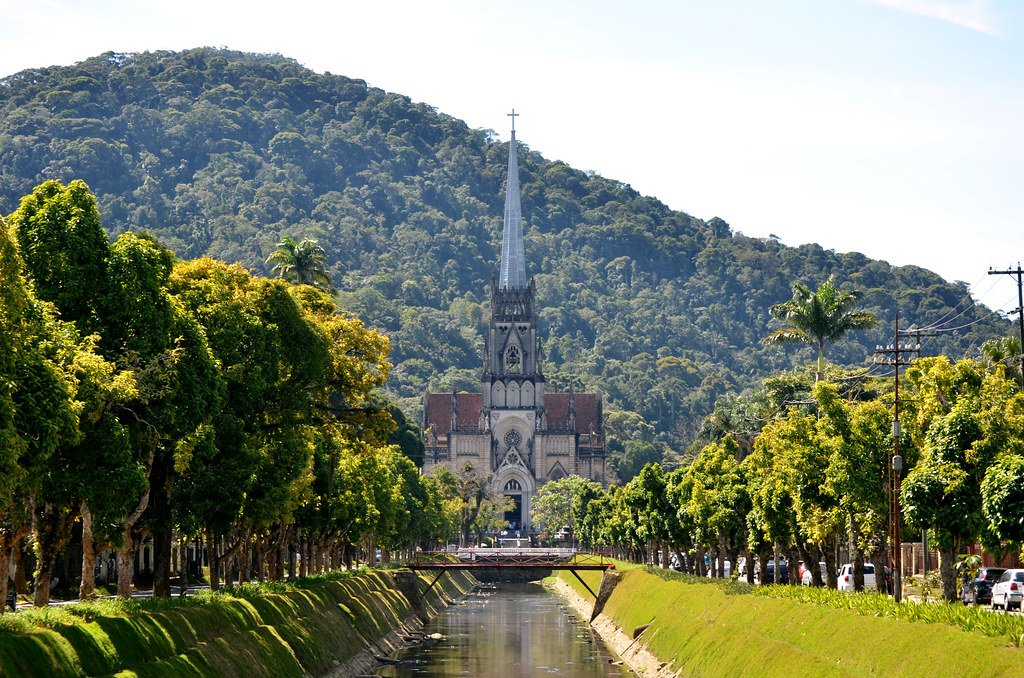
xmin=499 ymin=109 xmax=527 ymax=289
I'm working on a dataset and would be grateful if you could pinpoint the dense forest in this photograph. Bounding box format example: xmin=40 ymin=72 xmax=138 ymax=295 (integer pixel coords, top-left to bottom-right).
xmin=0 ymin=48 xmax=1011 ymax=458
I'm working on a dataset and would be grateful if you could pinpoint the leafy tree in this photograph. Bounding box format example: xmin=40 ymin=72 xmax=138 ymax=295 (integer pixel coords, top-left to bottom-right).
xmin=981 ymin=454 xmax=1024 ymax=551
xmin=762 ymin=275 xmax=878 ymax=381
xmin=901 ymin=357 xmax=1018 ymax=601
xmin=685 ymin=436 xmax=749 ymax=577
xmin=0 ymin=218 xmax=79 ymax=611
xmin=530 ymin=475 xmax=601 ymax=544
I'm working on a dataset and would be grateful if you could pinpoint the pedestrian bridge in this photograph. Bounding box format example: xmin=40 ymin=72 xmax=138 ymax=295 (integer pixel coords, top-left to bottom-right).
xmin=408 ymin=548 xmax=614 ymax=599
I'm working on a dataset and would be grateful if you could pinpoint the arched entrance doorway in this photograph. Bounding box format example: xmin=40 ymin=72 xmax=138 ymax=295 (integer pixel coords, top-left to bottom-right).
xmin=503 ymin=478 xmax=523 ymax=529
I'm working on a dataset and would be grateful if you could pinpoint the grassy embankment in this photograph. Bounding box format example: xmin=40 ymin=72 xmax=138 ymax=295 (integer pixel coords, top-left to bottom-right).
xmin=0 ymin=568 xmax=475 ymax=677
xmin=559 ymin=564 xmax=1023 ymax=677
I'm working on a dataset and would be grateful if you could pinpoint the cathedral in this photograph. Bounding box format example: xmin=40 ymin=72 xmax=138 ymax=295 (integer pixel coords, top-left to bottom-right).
xmin=421 ymin=116 xmax=606 ymax=532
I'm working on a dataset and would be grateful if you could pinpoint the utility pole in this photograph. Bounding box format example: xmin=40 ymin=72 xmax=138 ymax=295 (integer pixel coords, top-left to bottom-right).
xmin=873 ymin=314 xmax=920 ymax=603
xmin=900 ymin=323 xmax=935 ymax=580
xmin=988 ymin=263 xmax=1024 ymax=388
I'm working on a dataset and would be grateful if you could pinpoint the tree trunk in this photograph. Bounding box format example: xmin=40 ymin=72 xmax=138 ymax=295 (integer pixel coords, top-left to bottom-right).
xmin=153 ymin=527 xmax=173 ymax=598
xmin=14 ymin=539 xmax=28 ymax=595
xmin=117 ymin=526 xmax=138 ymax=598
xmin=117 ymin=457 xmax=153 ymax=599
xmin=0 ymin=545 xmax=11 ymax=615
xmin=939 ymin=545 xmax=958 ymax=602
xmin=79 ymin=502 xmax=96 ymax=600
xmin=0 ymin=528 xmax=28 ymax=615
xmin=32 ymin=501 xmax=76 ymax=607
xmin=287 ymin=539 xmax=296 ymax=581
xmin=853 ymin=550 xmax=865 ymax=592
xmin=207 ymin=534 xmax=220 ymax=591
xmin=238 ymin=535 xmax=250 ymax=585
xmin=788 ymin=546 xmax=801 ymax=586
xmin=823 ymin=536 xmax=838 ymax=589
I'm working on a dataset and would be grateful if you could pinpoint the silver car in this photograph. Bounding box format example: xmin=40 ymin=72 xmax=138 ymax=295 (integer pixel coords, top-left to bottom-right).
xmin=990 ymin=569 xmax=1024 ymax=611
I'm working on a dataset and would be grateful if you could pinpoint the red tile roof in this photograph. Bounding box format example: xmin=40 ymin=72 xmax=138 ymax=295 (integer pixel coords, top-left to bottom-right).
xmin=422 ymin=393 xmax=483 ymax=439
xmin=422 ymin=391 xmax=601 ymax=440
xmin=545 ymin=393 xmax=601 ymax=434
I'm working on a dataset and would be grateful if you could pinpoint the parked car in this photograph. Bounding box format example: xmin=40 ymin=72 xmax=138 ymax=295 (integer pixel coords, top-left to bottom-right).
xmin=765 ymin=559 xmax=789 ymax=585
xmin=961 ymin=567 xmax=1006 ymax=605
xmin=837 ymin=563 xmax=876 ymax=591
xmin=990 ymin=569 xmax=1024 ymax=611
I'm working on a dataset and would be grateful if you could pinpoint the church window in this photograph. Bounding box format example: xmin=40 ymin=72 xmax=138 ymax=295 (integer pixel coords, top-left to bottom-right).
xmin=504 ymin=479 xmax=522 ymax=491
xmin=504 ymin=429 xmax=522 ymax=450
xmin=505 ymin=345 xmax=521 ymax=372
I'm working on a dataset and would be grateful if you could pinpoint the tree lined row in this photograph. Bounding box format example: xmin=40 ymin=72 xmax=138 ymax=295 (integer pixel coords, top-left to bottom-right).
xmin=0 ymin=180 xmax=465 ymax=612
xmin=534 ymin=354 xmax=1024 ymax=602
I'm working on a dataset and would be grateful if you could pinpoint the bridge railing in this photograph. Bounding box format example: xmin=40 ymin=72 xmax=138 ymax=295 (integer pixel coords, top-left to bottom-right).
xmin=409 ymin=548 xmax=614 ymax=569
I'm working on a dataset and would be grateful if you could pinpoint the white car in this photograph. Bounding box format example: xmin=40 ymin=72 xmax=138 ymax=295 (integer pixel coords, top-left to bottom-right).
xmin=837 ymin=563 xmax=876 ymax=591
xmin=990 ymin=569 xmax=1024 ymax=611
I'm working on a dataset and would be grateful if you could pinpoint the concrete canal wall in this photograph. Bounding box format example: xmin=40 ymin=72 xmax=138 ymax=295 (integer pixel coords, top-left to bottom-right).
xmin=0 ymin=569 xmax=477 ymax=677
xmin=554 ymin=567 xmax=1023 ymax=677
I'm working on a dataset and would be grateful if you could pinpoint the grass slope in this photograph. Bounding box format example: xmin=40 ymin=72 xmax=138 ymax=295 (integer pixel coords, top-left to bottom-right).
xmin=560 ymin=567 xmax=1021 ymax=677
xmin=0 ymin=569 xmax=475 ymax=677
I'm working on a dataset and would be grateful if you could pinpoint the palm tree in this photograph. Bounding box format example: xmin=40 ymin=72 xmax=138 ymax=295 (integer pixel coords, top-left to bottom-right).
xmin=265 ymin=236 xmax=333 ymax=291
xmin=762 ymin=275 xmax=878 ymax=382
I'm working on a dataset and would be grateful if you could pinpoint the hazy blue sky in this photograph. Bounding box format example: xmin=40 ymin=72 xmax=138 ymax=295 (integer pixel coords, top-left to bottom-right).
xmin=2 ymin=0 xmax=1023 ymax=314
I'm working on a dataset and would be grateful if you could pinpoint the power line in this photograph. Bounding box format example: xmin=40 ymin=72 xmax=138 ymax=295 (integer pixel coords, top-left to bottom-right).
xmin=928 ymin=299 xmax=1018 ymax=334
xmin=916 ymin=272 xmax=991 ymax=330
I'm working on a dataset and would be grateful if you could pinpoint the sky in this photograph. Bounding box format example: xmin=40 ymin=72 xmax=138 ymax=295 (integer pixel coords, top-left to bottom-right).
xmin=2 ymin=0 xmax=1023 ymax=316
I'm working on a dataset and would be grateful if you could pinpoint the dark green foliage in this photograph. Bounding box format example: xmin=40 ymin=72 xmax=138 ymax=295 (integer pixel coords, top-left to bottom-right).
xmin=0 ymin=49 xmax=1010 ymax=451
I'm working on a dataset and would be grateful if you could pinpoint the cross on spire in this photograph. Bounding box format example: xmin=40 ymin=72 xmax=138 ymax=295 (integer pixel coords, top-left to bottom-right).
xmin=499 ymin=109 xmax=526 ymax=289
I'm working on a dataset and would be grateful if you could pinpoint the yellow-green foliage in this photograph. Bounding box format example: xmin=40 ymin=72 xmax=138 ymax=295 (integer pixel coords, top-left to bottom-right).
xmin=0 ymin=569 xmax=475 ymax=678
xmin=560 ymin=567 xmax=1022 ymax=677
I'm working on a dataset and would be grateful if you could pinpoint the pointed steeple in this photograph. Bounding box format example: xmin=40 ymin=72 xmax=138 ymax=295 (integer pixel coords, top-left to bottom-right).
xmin=499 ymin=110 xmax=527 ymax=289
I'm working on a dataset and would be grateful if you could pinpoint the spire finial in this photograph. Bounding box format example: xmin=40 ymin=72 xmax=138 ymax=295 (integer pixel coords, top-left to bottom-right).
xmin=498 ymin=109 xmax=526 ymax=289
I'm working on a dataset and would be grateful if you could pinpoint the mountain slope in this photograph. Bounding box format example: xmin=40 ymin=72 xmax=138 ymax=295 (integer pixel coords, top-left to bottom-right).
xmin=0 ymin=48 xmax=1009 ymax=448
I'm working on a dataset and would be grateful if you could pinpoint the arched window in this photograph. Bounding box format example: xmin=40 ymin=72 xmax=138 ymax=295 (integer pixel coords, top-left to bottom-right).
xmin=504 ymin=479 xmax=522 ymax=491
xmin=504 ymin=345 xmax=521 ymax=372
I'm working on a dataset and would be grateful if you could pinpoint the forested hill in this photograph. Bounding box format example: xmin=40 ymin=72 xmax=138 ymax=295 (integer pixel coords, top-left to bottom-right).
xmin=0 ymin=48 xmax=1009 ymax=451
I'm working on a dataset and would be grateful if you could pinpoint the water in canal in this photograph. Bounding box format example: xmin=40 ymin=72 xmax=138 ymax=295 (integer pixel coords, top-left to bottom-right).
xmin=375 ymin=582 xmax=633 ymax=677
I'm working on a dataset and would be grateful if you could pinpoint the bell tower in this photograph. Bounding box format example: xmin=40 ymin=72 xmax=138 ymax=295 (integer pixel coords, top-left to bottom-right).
xmin=482 ymin=111 xmax=545 ymax=415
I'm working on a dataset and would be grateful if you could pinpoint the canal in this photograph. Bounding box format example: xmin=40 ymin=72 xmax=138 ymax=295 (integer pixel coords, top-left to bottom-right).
xmin=375 ymin=582 xmax=633 ymax=676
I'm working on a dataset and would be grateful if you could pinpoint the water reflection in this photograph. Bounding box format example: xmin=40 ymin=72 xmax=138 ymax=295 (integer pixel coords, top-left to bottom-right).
xmin=376 ymin=582 xmax=632 ymax=677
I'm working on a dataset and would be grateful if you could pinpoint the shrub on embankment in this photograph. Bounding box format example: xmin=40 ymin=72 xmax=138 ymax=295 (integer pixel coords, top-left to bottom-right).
xmin=560 ymin=565 xmax=1023 ymax=677
xmin=0 ymin=568 xmax=474 ymax=677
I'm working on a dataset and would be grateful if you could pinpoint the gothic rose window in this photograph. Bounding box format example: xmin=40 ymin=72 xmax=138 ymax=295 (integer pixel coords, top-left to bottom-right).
xmin=505 ymin=345 xmax=521 ymax=372
xmin=504 ymin=429 xmax=522 ymax=450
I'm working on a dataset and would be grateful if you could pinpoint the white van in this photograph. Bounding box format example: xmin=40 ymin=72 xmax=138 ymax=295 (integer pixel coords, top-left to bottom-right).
xmin=837 ymin=563 xmax=875 ymax=591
